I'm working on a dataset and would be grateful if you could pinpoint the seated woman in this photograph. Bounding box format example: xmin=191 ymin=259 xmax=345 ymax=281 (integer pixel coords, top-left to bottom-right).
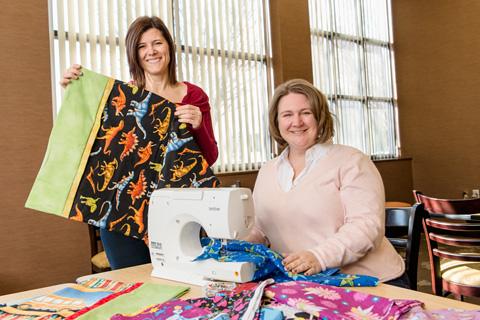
xmin=246 ymin=79 xmax=407 ymax=287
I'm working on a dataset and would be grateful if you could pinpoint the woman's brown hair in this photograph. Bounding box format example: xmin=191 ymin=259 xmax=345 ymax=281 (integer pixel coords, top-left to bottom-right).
xmin=125 ymin=16 xmax=177 ymax=89
xmin=268 ymin=79 xmax=334 ymax=148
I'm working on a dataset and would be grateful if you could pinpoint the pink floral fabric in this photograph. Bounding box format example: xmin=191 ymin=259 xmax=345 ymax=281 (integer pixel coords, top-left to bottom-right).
xmin=263 ymin=281 xmax=422 ymax=319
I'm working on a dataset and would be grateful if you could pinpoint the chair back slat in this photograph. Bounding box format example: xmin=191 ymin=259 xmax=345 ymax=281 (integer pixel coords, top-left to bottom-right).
xmin=432 ymin=249 xmax=480 ymax=262
xmin=426 ymin=218 xmax=480 ymax=231
xmin=429 ymin=232 xmax=480 ymax=246
xmin=414 ymin=190 xmax=480 ymax=214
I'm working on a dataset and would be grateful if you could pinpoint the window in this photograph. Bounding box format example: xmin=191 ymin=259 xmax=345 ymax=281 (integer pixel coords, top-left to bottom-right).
xmin=309 ymin=0 xmax=399 ymax=158
xmin=49 ymin=0 xmax=273 ymax=172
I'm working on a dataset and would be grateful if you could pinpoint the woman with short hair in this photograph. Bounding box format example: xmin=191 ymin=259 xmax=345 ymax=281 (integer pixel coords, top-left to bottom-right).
xmin=247 ymin=79 xmax=407 ymax=287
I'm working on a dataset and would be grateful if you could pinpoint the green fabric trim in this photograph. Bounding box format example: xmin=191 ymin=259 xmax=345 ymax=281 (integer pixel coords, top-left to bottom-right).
xmin=76 ymin=283 xmax=189 ymax=319
xmin=25 ymin=69 xmax=110 ymax=216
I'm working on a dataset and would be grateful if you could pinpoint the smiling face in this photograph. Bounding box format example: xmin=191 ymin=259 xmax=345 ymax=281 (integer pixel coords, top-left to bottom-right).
xmin=277 ymin=92 xmax=319 ymax=154
xmin=137 ymin=28 xmax=171 ymax=78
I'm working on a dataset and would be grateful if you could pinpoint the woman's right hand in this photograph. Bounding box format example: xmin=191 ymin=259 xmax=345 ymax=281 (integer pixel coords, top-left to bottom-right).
xmin=282 ymin=250 xmax=322 ymax=276
xmin=60 ymin=64 xmax=83 ymax=88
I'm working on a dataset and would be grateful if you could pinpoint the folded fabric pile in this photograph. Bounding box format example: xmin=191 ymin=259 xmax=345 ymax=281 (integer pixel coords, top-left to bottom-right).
xmin=70 ymin=282 xmax=189 ymax=319
xmin=110 ymin=280 xmax=424 ymax=320
xmin=5 ymin=277 xmax=479 ymax=319
xmin=0 ymin=278 xmax=189 ymax=320
xmin=0 ymin=278 xmax=136 ymax=319
xmin=195 ymin=238 xmax=379 ymax=287
xmin=400 ymin=306 xmax=480 ymax=320
xmin=263 ymin=281 xmax=422 ymax=319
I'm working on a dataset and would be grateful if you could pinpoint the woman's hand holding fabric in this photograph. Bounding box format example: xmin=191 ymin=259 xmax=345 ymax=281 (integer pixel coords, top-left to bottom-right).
xmin=282 ymin=250 xmax=322 ymax=276
xmin=175 ymin=104 xmax=202 ymax=129
xmin=60 ymin=64 xmax=83 ymax=88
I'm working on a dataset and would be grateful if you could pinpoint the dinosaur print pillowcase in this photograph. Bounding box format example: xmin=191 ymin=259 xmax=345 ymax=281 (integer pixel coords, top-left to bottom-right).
xmin=26 ymin=68 xmax=219 ymax=240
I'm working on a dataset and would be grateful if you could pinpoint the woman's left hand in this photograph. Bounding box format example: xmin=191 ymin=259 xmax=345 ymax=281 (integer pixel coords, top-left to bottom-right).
xmin=175 ymin=104 xmax=202 ymax=129
xmin=282 ymin=250 xmax=322 ymax=276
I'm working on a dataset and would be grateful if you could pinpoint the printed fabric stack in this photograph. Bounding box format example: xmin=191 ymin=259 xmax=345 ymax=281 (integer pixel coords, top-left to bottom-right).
xmin=110 ymin=280 xmax=424 ymax=320
xmin=3 ymin=278 xmax=479 ymax=319
xmin=0 ymin=278 xmax=188 ymax=319
xmin=107 ymin=280 xmax=480 ymax=319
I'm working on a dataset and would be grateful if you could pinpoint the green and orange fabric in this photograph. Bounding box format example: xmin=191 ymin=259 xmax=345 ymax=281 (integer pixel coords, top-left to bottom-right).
xmin=26 ymin=68 xmax=219 ymax=240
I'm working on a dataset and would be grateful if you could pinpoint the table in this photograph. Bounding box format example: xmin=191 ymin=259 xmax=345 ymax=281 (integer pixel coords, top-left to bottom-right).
xmin=0 ymin=283 xmax=72 ymax=303
xmin=2 ymin=263 xmax=479 ymax=311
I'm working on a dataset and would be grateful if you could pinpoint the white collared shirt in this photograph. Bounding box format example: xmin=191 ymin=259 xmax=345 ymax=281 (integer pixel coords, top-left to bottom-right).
xmin=276 ymin=143 xmax=332 ymax=192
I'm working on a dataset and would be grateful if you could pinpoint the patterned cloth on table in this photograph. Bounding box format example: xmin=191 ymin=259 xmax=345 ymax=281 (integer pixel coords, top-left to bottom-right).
xmin=195 ymin=238 xmax=379 ymax=287
xmin=110 ymin=279 xmax=276 ymax=320
xmin=69 ymin=282 xmax=189 ymax=320
xmin=25 ymin=68 xmax=219 ymax=240
xmin=0 ymin=278 xmax=136 ymax=319
xmin=263 ymin=281 xmax=422 ymax=320
xmin=0 ymin=278 xmax=188 ymax=320
xmin=400 ymin=306 xmax=480 ymax=320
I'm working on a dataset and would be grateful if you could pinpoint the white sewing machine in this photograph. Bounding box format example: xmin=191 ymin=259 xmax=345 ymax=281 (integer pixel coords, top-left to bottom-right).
xmin=148 ymin=188 xmax=256 ymax=286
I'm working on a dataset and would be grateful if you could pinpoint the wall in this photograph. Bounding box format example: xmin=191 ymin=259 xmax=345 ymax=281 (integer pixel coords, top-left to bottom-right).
xmin=392 ymin=1 xmax=480 ymax=198
xmin=375 ymin=158 xmax=414 ymax=203
xmin=269 ymin=0 xmax=313 ymax=86
xmin=217 ymin=171 xmax=258 ymax=190
xmin=0 ymin=2 xmax=91 ymax=295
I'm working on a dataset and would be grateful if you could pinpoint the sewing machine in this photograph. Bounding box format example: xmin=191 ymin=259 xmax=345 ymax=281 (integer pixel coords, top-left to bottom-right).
xmin=148 ymin=188 xmax=256 ymax=286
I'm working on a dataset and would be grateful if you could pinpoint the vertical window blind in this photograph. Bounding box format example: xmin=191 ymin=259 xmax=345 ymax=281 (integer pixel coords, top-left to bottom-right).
xmin=309 ymin=0 xmax=400 ymax=158
xmin=49 ymin=0 xmax=273 ymax=173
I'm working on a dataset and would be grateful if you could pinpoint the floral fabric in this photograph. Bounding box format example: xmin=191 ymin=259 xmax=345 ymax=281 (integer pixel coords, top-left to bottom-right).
xmin=263 ymin=281 xmax=422 ymax=320
xmin=400 ymin=306 xmax=480 ymax=320
xmin=195 ymin=238 xmax=379 ymax=287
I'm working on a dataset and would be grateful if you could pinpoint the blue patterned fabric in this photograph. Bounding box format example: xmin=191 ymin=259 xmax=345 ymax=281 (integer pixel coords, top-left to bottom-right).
xmin=259 ymin=307 xmax=284 ymax=320
xmin=195 ymin=238 xmax=379 ymax=287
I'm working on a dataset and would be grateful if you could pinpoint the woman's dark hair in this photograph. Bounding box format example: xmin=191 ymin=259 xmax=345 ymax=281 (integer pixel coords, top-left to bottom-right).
xmin=125 ymin=16 xmax=177 ymax=89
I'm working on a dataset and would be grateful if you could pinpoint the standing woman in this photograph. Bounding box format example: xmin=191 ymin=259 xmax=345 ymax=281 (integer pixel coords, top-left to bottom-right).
xmin=247 ymin=79 xmax=408 ymax=287
xmin=61 ymin=16 xmax=218 ymax=269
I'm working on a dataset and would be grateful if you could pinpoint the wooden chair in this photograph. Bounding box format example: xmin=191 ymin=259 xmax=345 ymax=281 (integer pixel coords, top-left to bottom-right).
xmin=88 ymin=225 xmax=111 ymax=273
xmin=385 ymin=203 xmax=425 ymax=290
xmin=414 ymin=190 xmax=480 ymax=216
xmin=414 ymin=191 xmax=480 ymax=298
